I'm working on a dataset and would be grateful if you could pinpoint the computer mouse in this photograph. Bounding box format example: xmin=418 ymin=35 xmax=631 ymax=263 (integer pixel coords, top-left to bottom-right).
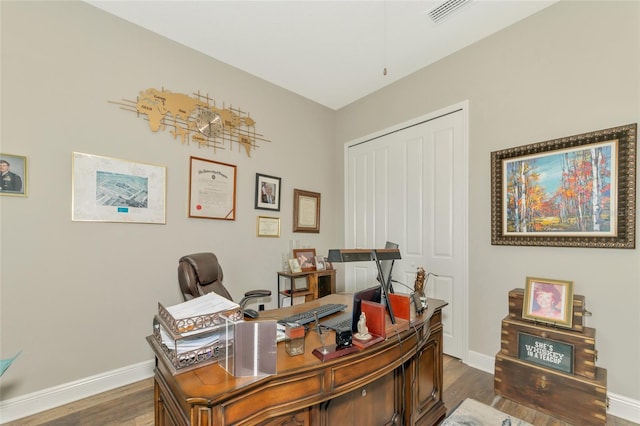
xmin=244 ymin=309 xmax=259 ymax=319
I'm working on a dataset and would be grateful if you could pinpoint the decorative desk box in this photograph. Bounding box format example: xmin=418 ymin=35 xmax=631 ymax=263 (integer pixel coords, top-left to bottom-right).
xmin=157 ymin=295 xmax=242 ymax=335
xmin=152 ymin=315 xmax=227 ymax=373
xmin=151 ymin=293 xmax=243 ymax=373
xmin=495 ymin=353 xmax=607 ymax=425
xmin=508 ymin=288 xmax=587 ymax=332
xmin=500 ymin=316 xmax=597 ymax=379
xmin=221 ymin=318 xmax=277 ymax=377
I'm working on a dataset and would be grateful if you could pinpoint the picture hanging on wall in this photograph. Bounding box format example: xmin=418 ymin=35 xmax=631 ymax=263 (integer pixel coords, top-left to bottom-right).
xmin=255 ymin=173 xmax=281 ymax=211
xmin=72 ymin=152 xmax=166 ymax=224
xmin=0 ymin=153 xmax=27 ymax=197
xmin=491 ymin=123 xmax=636 ymax=248
xmin=293 ymin=188 xmax=321 ymax=233
xmin=189 ymin=156 xmax=237 ymax=220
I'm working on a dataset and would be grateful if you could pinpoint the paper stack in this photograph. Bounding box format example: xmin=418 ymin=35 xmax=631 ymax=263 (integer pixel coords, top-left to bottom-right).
xmin=152 ymin=292 xmax=242 ymax=373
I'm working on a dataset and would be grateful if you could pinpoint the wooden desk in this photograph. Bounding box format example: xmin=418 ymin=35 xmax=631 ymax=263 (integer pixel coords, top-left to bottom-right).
xmin=149 ymin=294 xmax=447 ymax=426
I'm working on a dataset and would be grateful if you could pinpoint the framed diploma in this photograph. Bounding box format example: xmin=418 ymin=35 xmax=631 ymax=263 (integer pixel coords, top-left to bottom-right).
xmin=257 ymin=216 xmax=281 ymax=237
xmin=188 ymin=156 xmax=237 ymax=220
xmin=293 ymin=188 xmax=320 ymax=233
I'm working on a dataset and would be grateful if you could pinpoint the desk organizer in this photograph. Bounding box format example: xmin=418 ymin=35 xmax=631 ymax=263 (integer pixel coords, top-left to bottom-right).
xmin=152 ymin=296 xmax=243 ymax=374
xmin=157 ymin=301 xmax=242 ymax=334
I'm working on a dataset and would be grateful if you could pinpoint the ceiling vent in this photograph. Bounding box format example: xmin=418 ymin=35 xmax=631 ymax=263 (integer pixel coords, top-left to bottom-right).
xmin=428 ymin=0 xmax=472 ymax=24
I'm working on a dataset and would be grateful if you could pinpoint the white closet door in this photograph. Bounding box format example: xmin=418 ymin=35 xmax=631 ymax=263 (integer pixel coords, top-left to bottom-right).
xmin=345 ymin=107 xmax=467 ymax=358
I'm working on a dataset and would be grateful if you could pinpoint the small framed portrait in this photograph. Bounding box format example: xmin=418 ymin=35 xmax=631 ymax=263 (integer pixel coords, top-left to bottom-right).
xmin=315 ymin=256 xmax=326 ymax=271
xmin=255 ymin=173 xmax=281 ymax=211
xmin=293 ymin=248 xmax=316 ymax=272
xmin=0 ymin=153 xmax=27 ymax=197
xmin=288 ymin=258 xmax=302 ymax=274
xmin=522 ymin=277 xmax=574 ymax=328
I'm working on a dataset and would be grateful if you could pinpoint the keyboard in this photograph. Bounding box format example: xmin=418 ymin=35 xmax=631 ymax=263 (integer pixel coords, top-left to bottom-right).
xmin=320 ymin=313 xmax=352 ymax=331
xmin=277 ymin=303 xmax=347 ymax=326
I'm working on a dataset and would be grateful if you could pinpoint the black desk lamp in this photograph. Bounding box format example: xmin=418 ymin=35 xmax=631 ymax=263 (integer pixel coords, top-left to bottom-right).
xmin=327 ymin=248 xmax=401 ymax=324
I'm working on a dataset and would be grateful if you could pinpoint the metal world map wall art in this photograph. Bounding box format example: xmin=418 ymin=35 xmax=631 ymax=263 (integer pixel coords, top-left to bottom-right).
xmin=111 ymin=88 xmax=270 ymax=157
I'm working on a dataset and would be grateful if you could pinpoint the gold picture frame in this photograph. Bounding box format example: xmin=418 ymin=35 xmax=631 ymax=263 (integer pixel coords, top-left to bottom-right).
xmin=522 ymin=277 xmax=574 ymax=328
xmin=491 ymin=123 xmax=636 ymax=248
xmin=257 ymin=216 xmax=280 ymax=237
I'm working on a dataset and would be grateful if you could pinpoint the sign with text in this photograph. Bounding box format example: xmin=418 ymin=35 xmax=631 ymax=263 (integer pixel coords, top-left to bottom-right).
xmin=518 ymin=332 xmax=574 ymax=374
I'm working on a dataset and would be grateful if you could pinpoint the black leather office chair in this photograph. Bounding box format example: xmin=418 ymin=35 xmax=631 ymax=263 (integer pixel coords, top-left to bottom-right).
xmin=178 ymin=252 xmax=271 ymax=318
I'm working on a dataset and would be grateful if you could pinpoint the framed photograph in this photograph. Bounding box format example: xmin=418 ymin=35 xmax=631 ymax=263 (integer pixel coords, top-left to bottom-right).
xmin=257 ymin=216 xmax=280 ymax=237
xmin=288 ymin=258 xmax=302 ymax=274
xmin=293 ymin=248 xmax=316 ymax=272
xmin=293 ymin=188 xmax=321 ymax=233
xmin=189 ymin=156 xmax=237 ymax=220
xmin=255 ymin=173 xmax=281 ymax=211
xmin=0 ymin=153 xmax=27 ymax=197
xmin=491 ymin=123 xmax=636 ymax=248
xmin=72 ymin=152 xmax=166 ymax=224
xmin=315 ymin=256 xmax=326 ymax=271
xmin=522 ymin=277 xmax=574 ymax=328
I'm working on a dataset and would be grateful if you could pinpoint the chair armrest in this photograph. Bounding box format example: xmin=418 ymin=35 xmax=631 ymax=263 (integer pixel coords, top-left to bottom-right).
xmin=239 ymin=289 xmax=272 ymax=309
xmin=244 ymin=289 xmax=272 ymax=298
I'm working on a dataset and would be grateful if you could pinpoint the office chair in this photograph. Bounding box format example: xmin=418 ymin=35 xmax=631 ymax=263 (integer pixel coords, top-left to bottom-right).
xmin=178 ymin=252 xmax=271 ymax=318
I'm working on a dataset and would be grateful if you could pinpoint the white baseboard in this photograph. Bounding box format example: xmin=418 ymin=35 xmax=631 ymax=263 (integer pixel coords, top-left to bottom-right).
xmin=0 ymin=359 xmax=154 ymax=424
xmin=464 ymin=350 xmax=640 ymax=424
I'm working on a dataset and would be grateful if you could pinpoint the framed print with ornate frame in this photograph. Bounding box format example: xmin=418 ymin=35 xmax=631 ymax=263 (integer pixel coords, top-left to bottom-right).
xmin=491 ymin=123 xmax=636 ymax=248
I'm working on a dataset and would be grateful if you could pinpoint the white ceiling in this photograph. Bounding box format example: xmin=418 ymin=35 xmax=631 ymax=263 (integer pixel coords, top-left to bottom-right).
xmin=87 ymin=0 xmax=557 ymax=110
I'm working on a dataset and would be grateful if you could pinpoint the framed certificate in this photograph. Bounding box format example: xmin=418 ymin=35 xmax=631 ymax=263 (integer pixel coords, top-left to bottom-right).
xmin=293 ymin=188 xmax=320 ymax=233
xmin=188 ymin=156 xmax=237 ymax=220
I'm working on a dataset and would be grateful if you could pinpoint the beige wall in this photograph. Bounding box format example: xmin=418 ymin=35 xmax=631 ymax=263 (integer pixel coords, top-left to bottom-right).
xmin=1 ymin=0 xmax=638 ymax=416
xmin=336 ymin=1 xmax=639 ymax=401
xmin=0 ymin=1 xmax=340 ymax=400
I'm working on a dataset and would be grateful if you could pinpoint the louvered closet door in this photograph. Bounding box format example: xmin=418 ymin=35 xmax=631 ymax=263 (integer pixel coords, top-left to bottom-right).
xmin=345 ymin=106 xmax=467 ymax=358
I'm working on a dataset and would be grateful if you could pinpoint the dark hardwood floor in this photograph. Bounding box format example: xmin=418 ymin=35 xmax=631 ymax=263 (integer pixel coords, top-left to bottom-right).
xmin=5 ymin=355 xmax=637 ymax=425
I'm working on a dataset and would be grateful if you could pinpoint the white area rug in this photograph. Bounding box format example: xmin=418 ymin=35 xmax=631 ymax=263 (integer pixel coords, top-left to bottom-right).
xmin=441 ymin=398 xmax=532 ymax=426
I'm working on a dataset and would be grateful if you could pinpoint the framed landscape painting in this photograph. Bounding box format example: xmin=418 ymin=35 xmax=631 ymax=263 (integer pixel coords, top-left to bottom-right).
xmin=491 ymin=123 xmax=636 ymax=248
